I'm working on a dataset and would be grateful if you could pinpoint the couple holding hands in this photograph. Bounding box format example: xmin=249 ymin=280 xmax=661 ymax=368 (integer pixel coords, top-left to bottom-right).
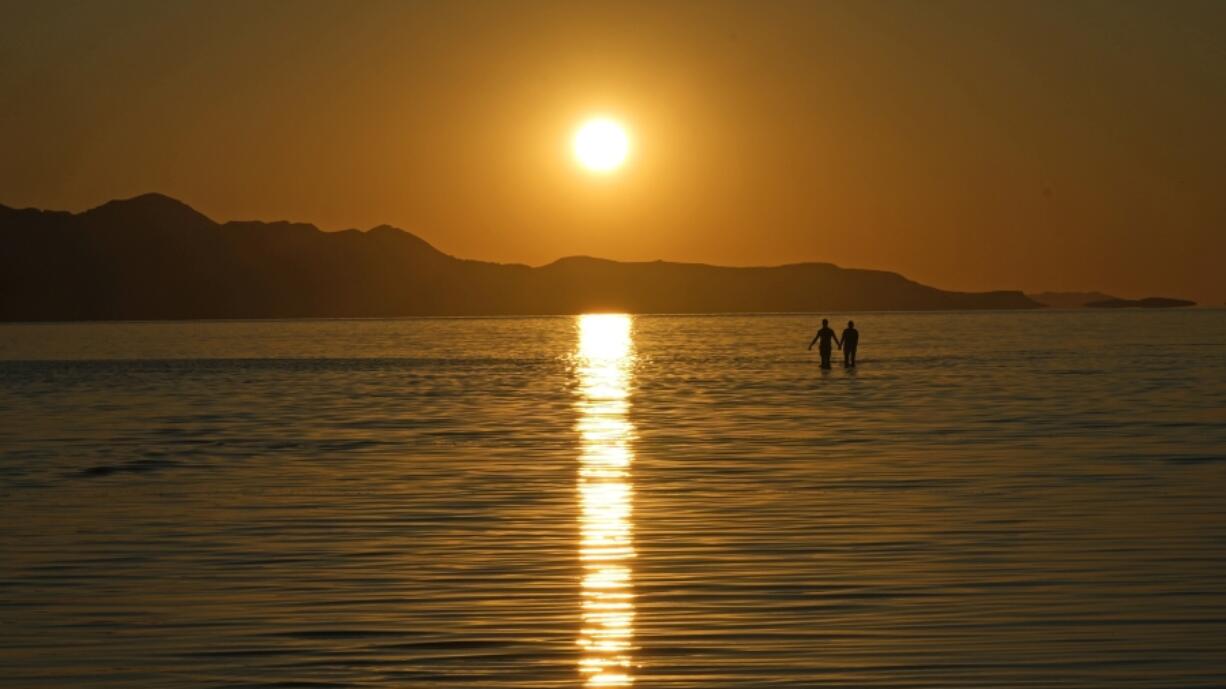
xmin=808 ymin=319 xmax=859 ymax=369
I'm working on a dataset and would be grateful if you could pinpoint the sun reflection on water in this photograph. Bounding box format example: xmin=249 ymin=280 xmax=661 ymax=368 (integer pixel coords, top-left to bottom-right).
xmin=575 ymin=314 xmax=636 ymax=686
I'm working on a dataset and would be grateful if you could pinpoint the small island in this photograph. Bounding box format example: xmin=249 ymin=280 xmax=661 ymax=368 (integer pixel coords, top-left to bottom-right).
xmin=1027 ymin=291 xmax=1118 ymax=309
xmin=1085 ymin=297 xmax=1197 ymax=308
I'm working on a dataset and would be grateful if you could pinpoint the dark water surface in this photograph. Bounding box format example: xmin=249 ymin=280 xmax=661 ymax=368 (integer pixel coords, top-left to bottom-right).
xmin=2 ymin=311 xmax=1224 ymax=688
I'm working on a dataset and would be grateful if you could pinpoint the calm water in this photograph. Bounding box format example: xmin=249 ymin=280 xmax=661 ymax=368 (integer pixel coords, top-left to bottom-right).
xmin=1 ymin=311 xmax=1225 ymax=688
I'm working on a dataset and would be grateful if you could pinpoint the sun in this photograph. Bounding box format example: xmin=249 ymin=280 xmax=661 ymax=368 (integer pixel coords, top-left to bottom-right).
xmin=573 ymin=117 xmax=631 ymax=174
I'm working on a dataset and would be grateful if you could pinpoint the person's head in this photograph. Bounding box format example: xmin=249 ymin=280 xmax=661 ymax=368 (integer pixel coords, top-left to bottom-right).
xmin=848 ymin=320 xmax=855 ymax=328
xmin=821 ymin=319 xmax=828 ymax=326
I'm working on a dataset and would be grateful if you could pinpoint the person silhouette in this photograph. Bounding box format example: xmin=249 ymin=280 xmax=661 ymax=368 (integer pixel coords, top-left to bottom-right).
xmin=807 ymin=318 xmax=840 ymax=369
xmin=841 ymin=320 xmax=859 ymax=367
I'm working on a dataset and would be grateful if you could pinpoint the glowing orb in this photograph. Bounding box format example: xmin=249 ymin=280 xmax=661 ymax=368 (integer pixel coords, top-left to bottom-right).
xmin=573 ymin=118 xmax=631 ymax=174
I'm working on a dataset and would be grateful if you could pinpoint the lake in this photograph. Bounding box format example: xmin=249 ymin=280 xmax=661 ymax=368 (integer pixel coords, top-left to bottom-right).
xmin=1 ymin=311 xmax=1224 ymax=688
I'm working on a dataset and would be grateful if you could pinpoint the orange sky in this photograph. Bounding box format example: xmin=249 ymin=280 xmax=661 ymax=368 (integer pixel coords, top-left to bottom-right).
xmin=3 ymin=1 xmax=1224 ymax=304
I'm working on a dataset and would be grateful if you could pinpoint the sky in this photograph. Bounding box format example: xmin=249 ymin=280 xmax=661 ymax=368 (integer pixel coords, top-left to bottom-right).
xmin=3 ymin=0 xmax=1224 ymax=304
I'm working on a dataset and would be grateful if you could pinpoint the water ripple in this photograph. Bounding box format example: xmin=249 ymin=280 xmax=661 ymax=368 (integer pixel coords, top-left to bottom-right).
xmin=1 ymin=311 xmax=1225 ymax=687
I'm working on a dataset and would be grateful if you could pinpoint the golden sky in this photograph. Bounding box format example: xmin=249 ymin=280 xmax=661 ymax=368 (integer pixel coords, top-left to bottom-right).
xmin=3 ymin=1 xmax=1224 ymax=304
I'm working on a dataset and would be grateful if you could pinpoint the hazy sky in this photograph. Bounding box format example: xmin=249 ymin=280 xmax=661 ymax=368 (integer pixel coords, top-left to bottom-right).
xmin=3 ymin=0 xmax=1224 ymax=303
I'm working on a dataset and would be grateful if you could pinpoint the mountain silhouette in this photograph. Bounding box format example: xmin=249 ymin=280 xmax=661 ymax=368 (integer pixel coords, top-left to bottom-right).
xmin=1 ymin=194 xmax=1041 ymax=321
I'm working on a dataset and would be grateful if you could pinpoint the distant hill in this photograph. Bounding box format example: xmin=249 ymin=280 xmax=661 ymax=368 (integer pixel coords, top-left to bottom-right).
xmin=1085 ymin=297 xmax=1196 ymax=308
xmin=0 ymin=194 xmax=1041 ymax=321
xmin=1027 ymin=291 xmax=1118 ymax=309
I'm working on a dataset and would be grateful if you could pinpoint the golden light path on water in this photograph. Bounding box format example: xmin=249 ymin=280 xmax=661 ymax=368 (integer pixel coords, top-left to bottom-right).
xmin=575 ymin=314 xmax=637 ymax=687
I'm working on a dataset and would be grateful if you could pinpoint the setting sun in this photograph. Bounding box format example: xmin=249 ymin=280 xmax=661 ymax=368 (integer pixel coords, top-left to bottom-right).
xmin=573 ymin=118 xmax=631 ymax=174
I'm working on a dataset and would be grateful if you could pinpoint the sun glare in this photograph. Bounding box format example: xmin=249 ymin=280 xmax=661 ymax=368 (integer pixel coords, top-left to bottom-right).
xmin=573 ymin=118 xmax=631 ymax=174
xmin=575 ymin=313 xmax=636 ymax=686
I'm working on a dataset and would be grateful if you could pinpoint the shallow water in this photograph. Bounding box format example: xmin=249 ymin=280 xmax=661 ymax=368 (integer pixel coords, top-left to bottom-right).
xmin=1 ymin=311 xmax=1225 ymax=688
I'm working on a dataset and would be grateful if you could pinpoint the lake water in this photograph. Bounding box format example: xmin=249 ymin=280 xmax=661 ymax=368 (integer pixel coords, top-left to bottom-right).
xmin=1 ymin=311 xmax=1224 ymax=688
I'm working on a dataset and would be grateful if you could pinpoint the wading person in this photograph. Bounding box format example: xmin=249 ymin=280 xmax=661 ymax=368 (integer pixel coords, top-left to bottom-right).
xmin=841 ymin=320 xmax=859 ymax=367
xmin=807 ymin=318 xmax=839 ymax=369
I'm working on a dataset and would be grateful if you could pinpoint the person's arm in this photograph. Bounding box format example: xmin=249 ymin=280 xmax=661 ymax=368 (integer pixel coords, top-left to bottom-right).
xmin=808 ymin=332 xmax=818 ymax=350
xmin=835 ymin=334 xmax=842 ymax=349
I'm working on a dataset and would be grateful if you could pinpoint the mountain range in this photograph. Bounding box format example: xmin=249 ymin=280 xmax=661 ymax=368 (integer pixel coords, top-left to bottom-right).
xmin=1 ymin=193 xmax=1042 ymax=321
